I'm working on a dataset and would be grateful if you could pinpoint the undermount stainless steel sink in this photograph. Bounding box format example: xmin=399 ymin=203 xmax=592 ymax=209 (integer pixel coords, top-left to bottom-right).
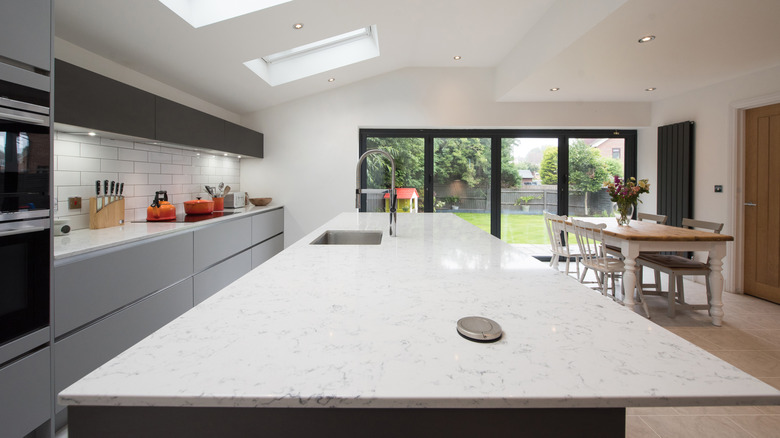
xmin=310 ymin=230 xmax=383 ymax=245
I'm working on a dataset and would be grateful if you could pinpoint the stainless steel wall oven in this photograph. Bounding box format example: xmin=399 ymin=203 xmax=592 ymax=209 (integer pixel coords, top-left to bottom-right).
xmin=0 ymin=78 xmax=50 ymax=348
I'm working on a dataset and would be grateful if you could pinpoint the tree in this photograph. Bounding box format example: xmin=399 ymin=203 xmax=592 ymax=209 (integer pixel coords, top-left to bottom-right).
xmin=365 ymin=137 xmax=424 ymax=190
xmin=433 ymin=138 xmax=490 ymax=188
xmin=540 ymin=147 xmax=558 ymax=185
xmin=500 ymin=139 xmax=522 ymax=188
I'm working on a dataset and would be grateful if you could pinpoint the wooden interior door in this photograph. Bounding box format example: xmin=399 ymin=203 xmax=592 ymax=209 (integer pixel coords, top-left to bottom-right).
xmin=744 ymin=103 xmax=780 ymax=303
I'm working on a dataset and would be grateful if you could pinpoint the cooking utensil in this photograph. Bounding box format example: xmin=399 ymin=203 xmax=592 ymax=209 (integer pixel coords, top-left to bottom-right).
xmin=147 ymin=190 xmax=177 ymax=221
xmin=217 ymin=182 xmax=225 ymax=196
xmin=104 ymin=180 xmax=109 ymax=207
xmin=119 ymin=183 xmax=124 ymax=198
xmin=110 ymin=181 xmax=115 ymax=202
xmin=205 ymin=185 xmax=214 ymax=196
xmin=223 ymin=186 xmax=230 ymax=196
xmin=95 ymin=180 xmax=102 ymax=211
xmin=184 ymin=197 xmax=214 ymax=215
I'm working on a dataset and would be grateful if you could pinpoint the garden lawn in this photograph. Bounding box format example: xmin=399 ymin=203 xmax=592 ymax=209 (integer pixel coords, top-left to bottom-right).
xmin=453 ymin=212 xmax=550 ymax=244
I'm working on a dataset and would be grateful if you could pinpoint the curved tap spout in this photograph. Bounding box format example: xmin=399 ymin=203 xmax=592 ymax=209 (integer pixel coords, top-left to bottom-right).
xmin=356 ymin=149 xmax=397 ymax=236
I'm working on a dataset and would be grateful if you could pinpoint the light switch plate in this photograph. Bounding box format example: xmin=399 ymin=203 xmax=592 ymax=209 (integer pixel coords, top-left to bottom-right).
xmin=714 ymin=185 xmax=723 ymax=193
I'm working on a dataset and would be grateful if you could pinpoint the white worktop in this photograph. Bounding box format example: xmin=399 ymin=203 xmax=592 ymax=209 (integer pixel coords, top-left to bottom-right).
xmin=53 ymin=204 xmax=282 ymax=260
xmin=59 ymin=212 xmax=780 ymax=409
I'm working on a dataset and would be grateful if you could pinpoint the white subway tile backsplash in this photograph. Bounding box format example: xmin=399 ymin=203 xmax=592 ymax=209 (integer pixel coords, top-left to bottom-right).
xmin=135 ymin=162 xmax=161 ymax=173
xmin=119 ymin=148 xmax=149 ymax=162
xmin=81 ymin=144 xmax=118 ymax=160
xmin=53 ymin=131 xmax=242 ymax=230
xmin=149 ymin=174 xmax=172 ymax=185
xmin=101 ymin=159 xmax=135 ymax=173
xmin=59 ymin=156 xmax=101 ymax=172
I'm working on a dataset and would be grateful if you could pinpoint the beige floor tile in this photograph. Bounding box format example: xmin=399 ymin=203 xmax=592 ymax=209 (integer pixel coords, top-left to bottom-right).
xmin=687 ymin=328 xmax=778 ymax=350
xmin=758 ymin=377 xmax=780 ymax=391
xmin=710 ymin=350 xmax=780 ymax=377
xmin=720 ymin=313 xmax=765 ymax=330
xmin=736 ymin=313 xmax=780 ymax=330
xmin=763 ymin=350 xmax=780 ymax=361
xmin=728 ymin=415 xmax=780 ymax=438
xmin=640 ymin=415 xmax=754 ymax=438
xmin=628 ymin=407 xmax=679 ymax=416
xmin=626 ymin=416 xmax=661 ymax=438
xmin=744 ymin=329 xmax=780 ymax=348
xmin=672 ymin=406 xmax=763 ymax=415
xmin=755 ymin=405 xmax=780 ymax=414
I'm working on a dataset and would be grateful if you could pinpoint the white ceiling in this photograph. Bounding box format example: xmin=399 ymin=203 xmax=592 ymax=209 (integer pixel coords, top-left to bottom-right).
xmin=54 ymin=0 xmax=780 ymax=115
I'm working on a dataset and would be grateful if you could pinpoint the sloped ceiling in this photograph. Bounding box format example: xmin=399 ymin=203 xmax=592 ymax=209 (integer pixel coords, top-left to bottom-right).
xmin=55 ymin=0 xmax=780 ymax=115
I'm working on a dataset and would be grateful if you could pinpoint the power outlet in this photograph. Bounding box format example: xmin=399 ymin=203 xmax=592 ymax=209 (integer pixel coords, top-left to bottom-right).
xmin=68 ymin=197 xmax=82 ymax=209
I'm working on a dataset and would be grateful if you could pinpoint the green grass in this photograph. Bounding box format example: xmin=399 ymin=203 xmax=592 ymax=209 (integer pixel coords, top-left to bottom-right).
xmin=452 ymin=213 xmax=548 ymax=244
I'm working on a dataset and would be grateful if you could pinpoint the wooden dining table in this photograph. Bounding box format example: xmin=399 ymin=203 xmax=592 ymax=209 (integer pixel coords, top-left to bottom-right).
xmin=565 ymin=218 xmax=734 ymax=326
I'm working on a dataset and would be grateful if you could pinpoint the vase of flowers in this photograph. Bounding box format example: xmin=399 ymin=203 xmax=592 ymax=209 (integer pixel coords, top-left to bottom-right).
xmin=604 ymin=176 xmax=650 ymax=226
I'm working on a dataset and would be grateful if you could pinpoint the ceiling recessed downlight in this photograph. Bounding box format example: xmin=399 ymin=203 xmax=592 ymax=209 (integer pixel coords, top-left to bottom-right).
xmin=244 ymin=25 xmax=380 ymax=86
xmin=638 ymin=35 xmax=656 ymax=43
xmin=645 ymin=87 xmax=657 ymax=91
xmin=550 ymin=87 xmax=560 ymax=91
xmin=453 ymin=56 xmax=462 ymax=60
xmin=159 ymin=0 xmax=292 ymax=28
xmin=293 ymin=23 xmax=303 ymax=29
xmin=328 ymin=78 xmax=335 ymax=82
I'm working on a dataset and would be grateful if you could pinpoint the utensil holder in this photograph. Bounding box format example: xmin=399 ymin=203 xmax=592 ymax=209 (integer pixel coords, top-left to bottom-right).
xmin=212 ymin=197 xmax=224 ymax=211
xmin=89 ymin=197 xmax=126 ymax=229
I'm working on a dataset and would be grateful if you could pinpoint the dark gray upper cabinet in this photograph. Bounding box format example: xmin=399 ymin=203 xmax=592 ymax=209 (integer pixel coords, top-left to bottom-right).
xmin=225 ymin=120 xmax=264 ymax=158
xmin=155 ymin=97 xmax=225 ymax=150
xmin=0 ymin=0 xmax=51 ymax=72
xmin=54 ymin=60 xmax=156 ymax=139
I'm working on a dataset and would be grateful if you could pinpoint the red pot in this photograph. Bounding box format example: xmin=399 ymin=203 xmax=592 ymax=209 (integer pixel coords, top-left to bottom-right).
xmin=184 ymin=198 xmax=214 ymax=215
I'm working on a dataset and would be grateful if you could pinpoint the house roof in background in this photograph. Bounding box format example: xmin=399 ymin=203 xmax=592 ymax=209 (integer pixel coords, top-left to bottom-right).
xmin=54 ymin=0 xmax=780 ymax=115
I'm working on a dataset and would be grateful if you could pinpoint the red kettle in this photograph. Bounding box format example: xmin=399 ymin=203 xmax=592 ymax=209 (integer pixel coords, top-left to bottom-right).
xmin=147 ymin=191 xmax=177 ymax=221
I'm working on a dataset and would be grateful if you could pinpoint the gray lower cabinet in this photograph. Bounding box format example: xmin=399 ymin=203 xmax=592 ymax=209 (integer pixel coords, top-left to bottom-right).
xmin=194 ymin=216 xmax=252 ymax=272
xmin=194 ymin=250 xmax=252 ymax=306
xmin=54 ymin=231 xmax=193 ymax=337
xmin=0 ymin=347 xmax=51 ymax=437
xmin=252 ymin=234 xmax=284 ymax=269
xmin=55 ymin=279 xmax=193 ymax=412
xmin=252 ymin=207 xmax=284 ymax=245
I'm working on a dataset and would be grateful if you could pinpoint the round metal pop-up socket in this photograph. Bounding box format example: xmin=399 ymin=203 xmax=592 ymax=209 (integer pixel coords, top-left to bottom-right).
xmin=457 ymin=316 xmax=502 ymax=343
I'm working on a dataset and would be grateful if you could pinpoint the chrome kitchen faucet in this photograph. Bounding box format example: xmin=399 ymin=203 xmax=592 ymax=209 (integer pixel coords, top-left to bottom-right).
xmin=355 ymin=149 xmax=396 ymax=236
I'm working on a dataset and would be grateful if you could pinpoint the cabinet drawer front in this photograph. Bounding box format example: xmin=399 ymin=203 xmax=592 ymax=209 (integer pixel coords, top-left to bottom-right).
xmin=252 ymin=208 xmax=284 ymax=245
xmin=0 ymin=347 xmax=51 ymax=437
xmin=54 ymin=232 xmax=193 ymax=337
xmin=194 ymin=217 xmax=252 ymax=272
xmin=55 ymin=279 xmax=193 ymax=407
xmin=194 ymin=250 xmax=251 ymax=306
xmin=252 ymin=234 xmax=284 ymax=269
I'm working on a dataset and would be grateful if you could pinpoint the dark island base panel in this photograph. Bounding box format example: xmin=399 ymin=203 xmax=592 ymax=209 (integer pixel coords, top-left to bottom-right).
xmin=69 ymin=406 xmax=625 ymax=437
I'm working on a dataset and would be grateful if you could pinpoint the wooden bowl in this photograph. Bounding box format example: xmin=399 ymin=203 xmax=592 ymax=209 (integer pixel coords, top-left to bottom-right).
xmin=249 ymin=197 xmax=272 ymax=206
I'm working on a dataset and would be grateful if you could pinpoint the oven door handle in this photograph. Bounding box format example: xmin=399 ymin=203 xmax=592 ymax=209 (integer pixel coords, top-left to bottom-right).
xmin=0 ymin=226 xmax=47 ymax=238
xmin=0 ymin=109 xmax=49 ymax=126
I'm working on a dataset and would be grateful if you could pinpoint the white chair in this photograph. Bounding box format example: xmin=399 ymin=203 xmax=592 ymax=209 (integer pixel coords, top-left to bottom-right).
xmin=571 ymin=219 xmax=651 ymax=317
xmin=636 ymin=218 xmax=723 ymax=317
xmin=543 ymin=212 xmax=580 ymax=278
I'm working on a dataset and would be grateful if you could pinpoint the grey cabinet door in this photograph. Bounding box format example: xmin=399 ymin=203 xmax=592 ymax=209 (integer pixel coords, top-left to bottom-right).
xmin=156 ymin=97 xmax=224 ymax=149
xmin=252 ymin=234 xmax=284 ymax=269
xmin=54 ymin=231 xmax=194 ymax=337
xmin=54 ymin=60 xmax=157 ymax=139
xmin=224 ymin=120 xmax=264 ymax=158
xmin=194 ymin=250 xmax=251 ymax=305
xmin=194 ymin=217 xmax=252 ymax=272
xmin=0 ymin=0 xmax=51 ymax=71
xmin=0 ymin=347 xmax=51 ymax=437
xmin=252 ymin=208 xmax=284 ymax=245
xmin=54 ymin=279 xmax=193 ymax=411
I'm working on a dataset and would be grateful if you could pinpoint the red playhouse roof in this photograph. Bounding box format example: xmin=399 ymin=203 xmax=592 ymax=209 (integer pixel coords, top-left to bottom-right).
xmin=383 ymin=188 xmax=419 ymax=199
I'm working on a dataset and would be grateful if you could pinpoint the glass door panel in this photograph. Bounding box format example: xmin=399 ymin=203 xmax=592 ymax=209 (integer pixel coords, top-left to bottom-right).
xmin=500 ymin=138 xmax=558 ymax=244
xmin=566 ymin=138 xmax=625 ymax=218
xmin=365 ymin=137 xmax=424 ymax=212
xmin=433 ymin=137 xmax=491 ymax=232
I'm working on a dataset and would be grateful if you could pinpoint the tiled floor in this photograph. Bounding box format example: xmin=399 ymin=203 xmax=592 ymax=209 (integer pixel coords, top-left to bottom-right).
xmin=518 ymin=244 xmax=780 ymax=438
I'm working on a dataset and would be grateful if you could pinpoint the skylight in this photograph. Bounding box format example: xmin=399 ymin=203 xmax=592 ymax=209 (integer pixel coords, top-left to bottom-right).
xmin=159 ymin=0 xmax=292 ymax=28
xmin=244 ymin=25 xmax=380 ymax=86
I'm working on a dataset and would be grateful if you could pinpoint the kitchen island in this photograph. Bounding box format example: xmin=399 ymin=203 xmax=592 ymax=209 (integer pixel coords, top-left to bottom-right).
xmin=60 ymin=213 xmax=780 ymax=437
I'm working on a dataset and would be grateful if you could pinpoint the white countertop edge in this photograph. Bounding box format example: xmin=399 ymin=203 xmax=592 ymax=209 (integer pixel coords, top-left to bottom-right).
xmin=53 ymin=204 xmax=283 ymax=260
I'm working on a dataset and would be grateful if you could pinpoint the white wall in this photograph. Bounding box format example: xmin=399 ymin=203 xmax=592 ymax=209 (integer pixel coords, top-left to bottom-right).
xmin=240 ymin=67 xmax=652 ymax=244
xmin=637 ymin=63 xmax=780 ymax=290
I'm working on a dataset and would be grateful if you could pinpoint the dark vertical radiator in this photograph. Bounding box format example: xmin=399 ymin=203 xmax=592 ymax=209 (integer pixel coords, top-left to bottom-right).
xmin=657 ymin=121 xmax=694 ymax=228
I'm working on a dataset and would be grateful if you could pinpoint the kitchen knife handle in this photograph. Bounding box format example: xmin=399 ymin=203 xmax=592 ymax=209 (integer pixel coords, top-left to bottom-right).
xmin=96 ymin=180 xmax=101 ymax=196
xmin=119 ymin=183 xmax=124 ymax=197
xmin=110 ymin=181 xmax=115 ymax=196
xmin=104 ymin=180 xmax=109 ymax=196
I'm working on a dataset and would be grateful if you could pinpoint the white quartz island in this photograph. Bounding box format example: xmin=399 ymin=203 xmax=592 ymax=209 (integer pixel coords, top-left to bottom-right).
xmin=60 ymin=213 xmax=780 ymax=437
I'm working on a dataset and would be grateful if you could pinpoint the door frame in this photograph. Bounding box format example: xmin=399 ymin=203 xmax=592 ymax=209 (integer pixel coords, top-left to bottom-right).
xmin=730 ymin=92 xmax=780 ymax=294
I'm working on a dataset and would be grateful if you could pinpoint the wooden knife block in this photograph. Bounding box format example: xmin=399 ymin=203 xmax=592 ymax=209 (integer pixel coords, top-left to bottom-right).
xmin=89 ymin=197 xmax=125 ymax=229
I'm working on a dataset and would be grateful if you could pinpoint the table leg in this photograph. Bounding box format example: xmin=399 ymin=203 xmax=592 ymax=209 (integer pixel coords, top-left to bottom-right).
xmin=621 ymin=244 xmax=639 ymax=307
xmin=708 ymin=244 xmax=727 ymax=326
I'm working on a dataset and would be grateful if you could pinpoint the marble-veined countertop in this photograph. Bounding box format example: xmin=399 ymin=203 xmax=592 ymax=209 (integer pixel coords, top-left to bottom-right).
xmin=59 ymin=212 xmax=780 ymax=409
xmin=53 ymin=204 xmax=282 ymax=260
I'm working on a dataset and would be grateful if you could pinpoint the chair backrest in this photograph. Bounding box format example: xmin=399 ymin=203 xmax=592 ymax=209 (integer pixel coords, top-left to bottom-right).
xmin=571 ymin=219 xmax=609 ymax=269
xmin=544 ymin=211 xmax=568 ymax=255
xmin=638 ymin=212 xmax=668 ymax=224
xmin=682 ymin=218 xmax=723 ymax=233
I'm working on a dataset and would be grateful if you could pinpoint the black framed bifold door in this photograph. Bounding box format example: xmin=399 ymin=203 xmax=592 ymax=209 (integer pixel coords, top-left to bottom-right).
xmin=359 ymin=129 xmax=636 ymax=244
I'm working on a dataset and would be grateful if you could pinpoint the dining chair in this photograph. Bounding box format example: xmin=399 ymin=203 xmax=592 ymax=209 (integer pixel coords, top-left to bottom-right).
xmin=544 ymin=212 xmax=581 ymax=278
xmin=571 ymin=219 xmax=650 ymax=317
xmin=636 ymin=218 xmax=723 ymax=317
